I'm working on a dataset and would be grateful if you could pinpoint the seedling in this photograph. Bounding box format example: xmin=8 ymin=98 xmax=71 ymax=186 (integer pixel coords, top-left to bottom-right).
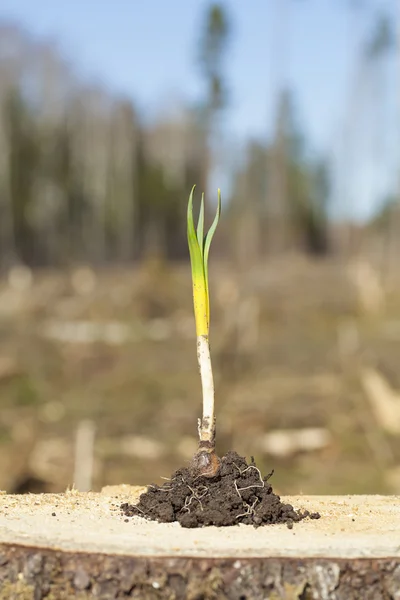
xmin=122 ymin=190 xmax=321 ymax=526
xmin=187 ymin=185 xmax=221 ymax=478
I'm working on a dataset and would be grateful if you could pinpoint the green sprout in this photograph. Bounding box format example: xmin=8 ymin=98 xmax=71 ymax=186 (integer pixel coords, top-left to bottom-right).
xmin=187 ymin=185 xmax=221 ymax=477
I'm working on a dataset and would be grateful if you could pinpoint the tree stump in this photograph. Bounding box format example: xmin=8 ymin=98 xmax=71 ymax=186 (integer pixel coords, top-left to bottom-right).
xmin=0 ymin=487 xmax=399 ymax=599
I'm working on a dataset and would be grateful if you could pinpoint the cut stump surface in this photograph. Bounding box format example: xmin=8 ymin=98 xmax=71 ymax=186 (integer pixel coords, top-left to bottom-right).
xmin=0 ymin=488 xmax=399 ymax=599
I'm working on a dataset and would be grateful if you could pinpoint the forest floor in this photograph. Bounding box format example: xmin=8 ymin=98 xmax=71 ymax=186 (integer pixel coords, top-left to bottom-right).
xmin=0 ymin=255 xmax=399 ymax=496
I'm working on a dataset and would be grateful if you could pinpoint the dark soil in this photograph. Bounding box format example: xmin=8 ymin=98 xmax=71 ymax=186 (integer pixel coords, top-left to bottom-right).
xmin=121 ymin=451 xmax=320 ymax=528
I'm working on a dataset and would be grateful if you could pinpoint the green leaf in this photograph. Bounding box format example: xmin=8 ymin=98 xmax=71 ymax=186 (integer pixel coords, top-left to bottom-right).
xmin=187 ymin=185 xmax=200 ymax=268
xmin=187 ymin=185 xmax=208 ymax=336
xmin=196 ymin=193 xmax=205 ymax=257
xmin=187 ymin=186 xmax=221 ymax=336
xmin=203 ymin=188 xmax=221 ymax=303
xmin=187 ymin=185 xmax=196 ymax=241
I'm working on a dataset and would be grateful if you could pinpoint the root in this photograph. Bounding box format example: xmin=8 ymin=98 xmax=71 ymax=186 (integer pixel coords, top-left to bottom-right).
xmin=233 ymin=463 xmax=264 ymax=481
xmin=234 ymin=461 xmax=274 ymax=483
xmin=233 ymin=463 xmax=265 ymax=493
xmin=234 ymin=479 xmax=241 ymax=498
xmin=147 ymin=484 xmax=173 ymax=492
xmin=182 ymin=483 xmax=209 ymax=513
xmin=236 ymin=482 xmax=264 ymax=492
xmin=233 ymin=463 xmax=265 ymax=520
xmin=236 ymin=498 xmax=259 ymax=519
xmin=126 ymin=504 xmax=145 ymax=515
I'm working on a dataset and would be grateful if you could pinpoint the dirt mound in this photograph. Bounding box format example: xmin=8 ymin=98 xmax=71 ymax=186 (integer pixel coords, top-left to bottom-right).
xmin=121 ymin=451 xmax=320 ymax=528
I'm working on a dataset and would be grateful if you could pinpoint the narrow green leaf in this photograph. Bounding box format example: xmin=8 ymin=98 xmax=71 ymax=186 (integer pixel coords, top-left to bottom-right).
xmin=203 ymin=188 xmax=221 ymax=324
xmin=187 ymin=185 xmax=209 ymax=336
xmin=187 ymin=185 xmax=197 ymax=244
xmin=204 ymin=188 xmax=221 ymax=281
xmin=187 ymin=185 xmax=200 ymax=267
xmin=196 ymin=193 xmax=205 ymax=257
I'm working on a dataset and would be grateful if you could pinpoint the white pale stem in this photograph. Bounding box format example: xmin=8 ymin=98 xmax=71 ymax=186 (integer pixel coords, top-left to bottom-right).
xmin=197 ymin=334 xmax=215 ymax=444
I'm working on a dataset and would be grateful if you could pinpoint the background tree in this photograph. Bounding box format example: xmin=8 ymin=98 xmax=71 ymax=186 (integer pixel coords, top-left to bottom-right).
xmin=196 ymin=2 xmax=231 ymax=210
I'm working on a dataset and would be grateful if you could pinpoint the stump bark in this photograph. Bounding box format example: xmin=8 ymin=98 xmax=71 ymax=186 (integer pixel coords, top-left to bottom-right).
xmin=0 ymin=487 xmax=399 ymax=599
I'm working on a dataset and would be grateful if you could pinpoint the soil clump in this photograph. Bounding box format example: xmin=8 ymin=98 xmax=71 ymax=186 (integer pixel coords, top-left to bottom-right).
xmin=121 ymin=451 xmax=320 ymax=528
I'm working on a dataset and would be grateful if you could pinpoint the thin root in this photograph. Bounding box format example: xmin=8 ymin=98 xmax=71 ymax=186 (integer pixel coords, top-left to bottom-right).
xmin=147 ymin=484 xmax=173 ymax=492
xmin=129 ymin=505 xmax=145 ymax=515
xmin=233 ymin=462 xmax=265 ymax=492
xmin=236 ymin=498 xmax=259 ymax=519
xmin=236 ymin=483 xmax=264 ymax=492
xmin=182 ymin=483 xmax=209 ymax=513
xmin=234 ymin=479 xmax=241 ymax=498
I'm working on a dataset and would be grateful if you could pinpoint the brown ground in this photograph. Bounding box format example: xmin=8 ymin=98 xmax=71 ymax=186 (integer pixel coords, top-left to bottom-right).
xmin=0 ymin=256 xmax=399 ymax=495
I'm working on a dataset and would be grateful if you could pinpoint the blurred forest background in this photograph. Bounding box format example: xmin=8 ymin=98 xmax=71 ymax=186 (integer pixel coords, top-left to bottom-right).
xmin=0 ymin=0 xmax=400 ymax=496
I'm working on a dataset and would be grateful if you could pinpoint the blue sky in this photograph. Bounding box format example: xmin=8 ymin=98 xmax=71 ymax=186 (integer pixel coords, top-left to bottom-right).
xmin=0 ymin=0 xmax=398 ymax=220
